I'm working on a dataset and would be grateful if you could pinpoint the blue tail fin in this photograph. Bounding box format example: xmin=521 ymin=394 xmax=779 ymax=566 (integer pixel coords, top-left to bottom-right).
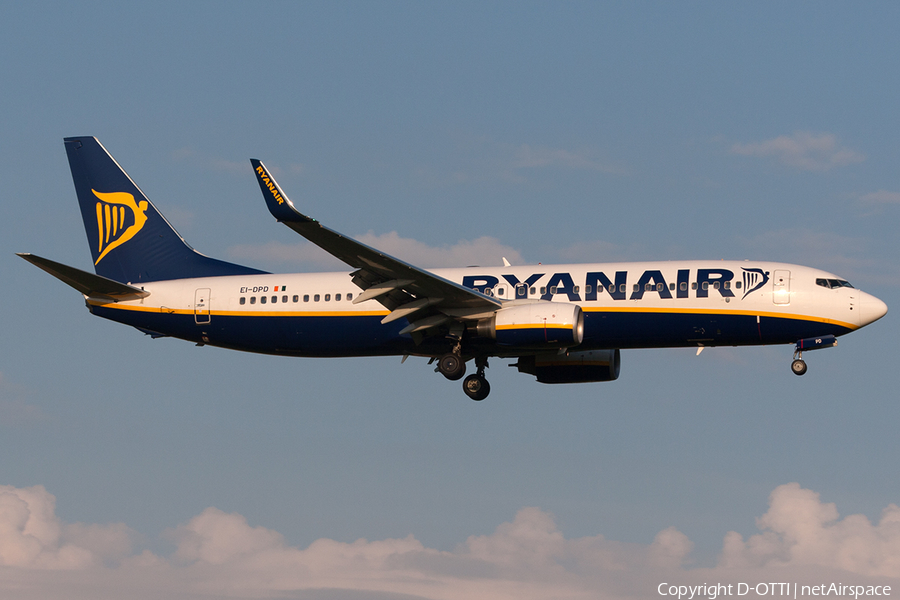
xmin=64 ymin=137 xmax=266 ymax=283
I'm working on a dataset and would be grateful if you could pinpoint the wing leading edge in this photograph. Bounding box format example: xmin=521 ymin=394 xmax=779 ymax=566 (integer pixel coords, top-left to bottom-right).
xmin=250 ymin=160 xmax=501 ymax=334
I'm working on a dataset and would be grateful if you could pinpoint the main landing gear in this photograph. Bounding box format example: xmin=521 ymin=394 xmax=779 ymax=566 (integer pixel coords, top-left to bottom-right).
xmin=791 ymin=356 xmax=808 ymax=376
xmin=436 ymin=352 xmax=491 ymax=400
xmin=463 ymin=357 xmax=490 ymax=401
xmin=437 ymin=352 xmax=465 ymax=380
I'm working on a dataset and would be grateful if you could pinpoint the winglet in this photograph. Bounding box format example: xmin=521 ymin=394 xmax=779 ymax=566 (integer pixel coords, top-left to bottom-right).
xmin=250 ymin=159 xmax=314 ymax=224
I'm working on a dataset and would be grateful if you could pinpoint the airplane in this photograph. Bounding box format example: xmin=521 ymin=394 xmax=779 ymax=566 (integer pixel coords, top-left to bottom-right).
xmin=19 ymin=137 xmax=888 ymax=400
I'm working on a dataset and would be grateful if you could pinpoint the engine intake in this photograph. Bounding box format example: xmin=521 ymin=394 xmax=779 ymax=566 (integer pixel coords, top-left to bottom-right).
xmin=514 ymin=349 xmax=621 ymax=384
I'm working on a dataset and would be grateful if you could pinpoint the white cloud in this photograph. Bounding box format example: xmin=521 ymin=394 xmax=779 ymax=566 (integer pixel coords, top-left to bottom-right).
xmin=412 ymin=136 xmax=629 ymax=188
xmin=170 ymin=147 xmax=260 ymax=175
xmin=720 ymin=483 xmax=900 ymax=577
xmin=228 ymin=233 xmax=524 ymax=270
xmin=730 ymin=132 xmax=865 ymax=171
xmin=0 ymin=485 xmax=134 ymax=570
xmin=509 ymin=144 xmax=627 ymax=175
xmin=735 ymin=227 xmax=877 ymax=282
xmin=1 ymin=483 xmax=899 ymax=599
xmin=0 ymin=373 xmax=49 ymax=426
xmin=860 ymin=190 xmax=900 ymax=205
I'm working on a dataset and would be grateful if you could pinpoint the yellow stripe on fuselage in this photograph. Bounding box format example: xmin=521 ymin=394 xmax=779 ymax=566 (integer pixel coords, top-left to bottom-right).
xmin=88 ymin=300 xmax=857 ymax=330
xmin=87 ymin=300 xmax=389 ymax=318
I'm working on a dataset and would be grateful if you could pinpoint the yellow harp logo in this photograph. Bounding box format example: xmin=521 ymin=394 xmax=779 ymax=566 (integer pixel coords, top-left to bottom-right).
xmin=92 ymin=190 xmax=149 ymax=265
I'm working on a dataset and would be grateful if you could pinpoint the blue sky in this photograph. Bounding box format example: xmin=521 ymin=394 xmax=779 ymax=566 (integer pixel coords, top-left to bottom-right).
xmin=2 ymin=2 xmax=899 ymax=598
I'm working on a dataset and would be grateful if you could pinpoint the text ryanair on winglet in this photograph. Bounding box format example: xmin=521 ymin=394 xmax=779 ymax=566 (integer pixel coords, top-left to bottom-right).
xmin=256 ymin=165 xmax=284 ymax=205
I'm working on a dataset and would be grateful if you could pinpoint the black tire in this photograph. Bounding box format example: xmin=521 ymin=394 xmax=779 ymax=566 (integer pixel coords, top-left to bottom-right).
xmin=791 ymin=359 xmax=808 ymax=376
xmin=438 ymin=353 xmax=466 ymax=381
xmin=463 ymin=374 xmax=490 ymax=401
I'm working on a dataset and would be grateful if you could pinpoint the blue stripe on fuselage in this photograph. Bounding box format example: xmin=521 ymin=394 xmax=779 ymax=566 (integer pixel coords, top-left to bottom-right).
xmin=89 ymin=304 xmax=853 ymax=356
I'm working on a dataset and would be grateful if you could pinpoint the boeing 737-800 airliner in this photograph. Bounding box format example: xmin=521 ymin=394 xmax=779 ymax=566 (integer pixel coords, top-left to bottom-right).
xmin=19 ymin=137 xmax=888 ymax=400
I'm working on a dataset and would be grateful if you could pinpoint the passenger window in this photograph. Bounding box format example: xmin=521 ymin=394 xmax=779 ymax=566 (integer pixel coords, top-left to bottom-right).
xmin=713 ymin=282 xmax=720 ymax=290
xmin=669 ymin=283 xmax=675 ymax=290
xmin=250 ymin=297 xmax=256 ymax=304
xmin=680 ymin=282 xmax=687 ymax=291
xmin=633 ymin=284 xmax=640 ymax=292
xmin=550 ymin=286 xmax=557 ymax=294
xmin=303 ymin=294 xmax=310 ymax=302
xmin=325 ymin=294 xmax=331 ymax=301
xmin=644 ymin=283 xmax=652 ymax=291
xmin=619 ymin=284 xmax=626 ymax=293
xmin=723 ymin=281 xmax=730 ymax=290
xmin=293 ymin=295 xmax=299 ymax=302
xmin=282 ymin=295 xmax=288 ymax=303
xmin=584 ymin=285 xmax=592 ymax=294
xmin=336 ymin=293 xmax=341 ymax=301
xmin=692 ymin=282 xmax=698 ymax=290
xmin=498 ymin=287 xmax=505 ymax=296
xmin=540 ymin=287 xmax=546 ymax=294
xmin=347 ymin=293 xmax=353 ymax=301
xmin=735 ymin=281 xmax=742 ymax=289
xmin=573 ymin=286 xmax=580 ymax=294
xmin=530 ymin=287 xmax=536 ymax=296
xmin=656 ymin=283 xmax=663 ymax=291
xmin=702 ymin=282 xmax=709 ymax=290
xmin=240 ymin=297 xmax=246 ymax=305
xmin=261 ymin=296 xmax=267 ymax=304
xmin=314 ymin=294 xmax=320 ymax=302
xmin=608 ymin=284 xmax=616 ymax=293
xmin=271 ymin=296 xmax=277 ymax=303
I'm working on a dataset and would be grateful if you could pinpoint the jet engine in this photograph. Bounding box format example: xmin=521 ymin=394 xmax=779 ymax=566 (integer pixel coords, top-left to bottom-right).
xmin=513 ymin=349 xmax=621 ymax=384
xmin=476 ymin=303 xmax=584 ymax=349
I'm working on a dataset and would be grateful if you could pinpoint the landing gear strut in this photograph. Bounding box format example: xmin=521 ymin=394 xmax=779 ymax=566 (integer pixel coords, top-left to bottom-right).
xmin=463 ymin=356 xmax=490 ymax=401
xmin=791 ymin=347 xmax=807 ymax=376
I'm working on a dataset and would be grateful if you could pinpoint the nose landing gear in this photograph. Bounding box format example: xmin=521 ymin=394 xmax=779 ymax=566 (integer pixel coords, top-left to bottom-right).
xmin=790 ymin=334 xmax=837 ymax=376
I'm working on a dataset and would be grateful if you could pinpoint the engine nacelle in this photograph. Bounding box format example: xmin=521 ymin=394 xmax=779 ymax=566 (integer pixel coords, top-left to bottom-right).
xmin=478 ymin=303 xmax=584 ymax=349
xmin=514 ymin=349 xmax=621 ymax=384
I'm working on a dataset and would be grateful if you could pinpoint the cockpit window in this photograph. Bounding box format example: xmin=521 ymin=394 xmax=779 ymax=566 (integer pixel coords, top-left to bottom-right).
xmin=816 ymin=278 xmax=855 ymax=289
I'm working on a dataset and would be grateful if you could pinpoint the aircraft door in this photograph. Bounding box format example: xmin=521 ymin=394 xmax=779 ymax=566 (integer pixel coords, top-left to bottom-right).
xmin=194 ymin=288 xmax=211 ymax=324
xmin=773 ymin=270 xmax=790 ymax=305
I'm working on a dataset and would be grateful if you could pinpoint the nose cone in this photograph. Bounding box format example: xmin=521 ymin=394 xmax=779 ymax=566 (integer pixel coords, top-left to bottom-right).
xmin=859 ymin=291 xmax=888 ymax=326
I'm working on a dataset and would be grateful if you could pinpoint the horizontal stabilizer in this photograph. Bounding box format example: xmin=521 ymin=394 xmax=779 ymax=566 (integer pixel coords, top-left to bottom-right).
xmin=17 ymin=253 xmax=150 ymax=301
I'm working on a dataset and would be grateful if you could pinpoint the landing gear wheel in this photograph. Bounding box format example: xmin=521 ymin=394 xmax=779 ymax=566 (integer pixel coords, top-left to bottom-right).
xmin=791 ymin=359 xmax=808 ymax=376
xmin=463 ymin=374 xmax=490 ymax=401
xmin=438 ymin=353 xmax=466 ymax=381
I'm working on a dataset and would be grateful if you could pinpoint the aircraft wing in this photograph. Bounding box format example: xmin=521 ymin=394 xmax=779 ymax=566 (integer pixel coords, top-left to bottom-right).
xmin=17 ymin=253 xmax=150 ymax=301
xmin=251 ymin=160 xmax=501 ymax=332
